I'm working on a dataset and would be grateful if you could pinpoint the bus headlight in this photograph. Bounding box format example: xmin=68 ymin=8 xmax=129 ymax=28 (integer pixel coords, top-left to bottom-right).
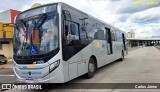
xmin=49 ymin=60 xmax=60 ymax=73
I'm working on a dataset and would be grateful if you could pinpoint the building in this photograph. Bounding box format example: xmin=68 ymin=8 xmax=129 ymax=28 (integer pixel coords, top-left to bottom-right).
xmin=0 ymin=9 xmax=20 ymax=58
xmin=151 ymin=35 xmax=160 ymax=38
xmin=127 ymin=31 xmax=135 ymax=38
xmin=127 ymin=38 xmax=160 ymax=47
xmin=0 ymin=9 xmax=20 ymax=23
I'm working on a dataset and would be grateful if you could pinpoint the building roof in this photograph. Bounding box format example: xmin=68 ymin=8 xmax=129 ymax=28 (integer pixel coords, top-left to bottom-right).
xmin=127 ymin=38 xmax=160 ymax=41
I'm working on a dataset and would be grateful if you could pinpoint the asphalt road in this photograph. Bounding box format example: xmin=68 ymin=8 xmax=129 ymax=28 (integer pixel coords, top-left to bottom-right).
xmin=0 ymin=59 xmax=15 ymax=83
xmin=2 ymin=46 xmax=160 ymax=92
xmin=0 ymin=68 xmax=15 ymax=83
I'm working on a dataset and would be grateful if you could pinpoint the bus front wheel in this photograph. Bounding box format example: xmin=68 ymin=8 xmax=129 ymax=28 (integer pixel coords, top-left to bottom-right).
xmin=85 ymin=58 xmax=96 ymax=78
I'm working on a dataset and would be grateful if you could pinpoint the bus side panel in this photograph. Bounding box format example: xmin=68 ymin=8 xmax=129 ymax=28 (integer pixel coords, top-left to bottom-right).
xmin=92 ymin=40 xmax=107 ymax=68
xmin=61 ymin=3 xmax=128 ymax=81
xmin=68 ymin=63 xmax=78 ymax=80
xmin=61 ymin=4 xmax=84 ymax=80
xmin=67 ymin=47 xmax=82 ymax=80
xmin=79 ymin=43 xmax=93 ymax=76
xmin=68 ymin=42 xmax=93 ymax=80
xmin=115 ymin=41 xmax=123 ymax=60
xmin=77 ymin=60 xmax=88 ymax=76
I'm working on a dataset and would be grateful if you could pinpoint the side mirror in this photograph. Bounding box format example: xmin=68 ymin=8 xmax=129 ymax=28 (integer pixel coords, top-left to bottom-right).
xmin=70 ymin=24 xmax=76 ymax=35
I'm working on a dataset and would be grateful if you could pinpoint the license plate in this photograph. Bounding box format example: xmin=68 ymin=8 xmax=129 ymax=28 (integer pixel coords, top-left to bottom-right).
xmin=26 ymin=79 xmax=34 ymax=83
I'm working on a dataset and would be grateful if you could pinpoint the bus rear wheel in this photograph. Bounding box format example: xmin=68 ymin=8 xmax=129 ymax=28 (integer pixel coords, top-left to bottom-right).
xmin=85 ymin=58 xmax=96 ymax=78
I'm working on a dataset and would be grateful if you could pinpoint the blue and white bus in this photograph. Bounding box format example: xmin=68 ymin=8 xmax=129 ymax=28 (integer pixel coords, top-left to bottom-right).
xmin=13 ymin=2 xmax=127 ymax=83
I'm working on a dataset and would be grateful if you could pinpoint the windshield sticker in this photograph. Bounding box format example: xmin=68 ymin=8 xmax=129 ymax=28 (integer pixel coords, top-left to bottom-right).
xmin=30 ymin=46 xmax=38 ymax=55
xmin=32 ymin=29 xmax=40 ymax=46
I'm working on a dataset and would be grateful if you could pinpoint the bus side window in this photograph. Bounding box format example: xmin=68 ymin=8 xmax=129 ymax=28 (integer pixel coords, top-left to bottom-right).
xmin=63 ymin=20 xmax=79 ymax=45
xmin=63 ymin=23 xmax=70 ymax=45
xmin=63 ymin=20 xmax=80 ymax=61
xmin=114 ymin=30 xmax=117 ymax=41
xmin=112 ymin=30 xmax=118 ymax=41
xmin=69 ymin=22 xmax=79 ymax=41
xmin=70 ymin=24 xmax=76 ymax=35
xmin=112 ymin=32 xmax=115 ymax=41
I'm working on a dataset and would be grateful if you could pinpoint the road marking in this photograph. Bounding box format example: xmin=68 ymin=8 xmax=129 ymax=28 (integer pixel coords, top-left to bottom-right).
xmin=0 ymin=75 xmax=15 ymax=77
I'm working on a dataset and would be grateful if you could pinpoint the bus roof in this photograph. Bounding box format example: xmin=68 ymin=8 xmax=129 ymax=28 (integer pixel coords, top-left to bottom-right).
xmin=19 ymin=2 xmax=125 ymax=33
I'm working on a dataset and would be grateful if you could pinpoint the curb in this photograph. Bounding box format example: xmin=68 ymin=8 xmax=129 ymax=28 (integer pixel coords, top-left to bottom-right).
xmin=0 ymin=66 xmax=13 ymax=69
xmin=0 ymin=67 xmax=12 ymax=70
xmin=0 ymin=67 xmax=5 ymax=69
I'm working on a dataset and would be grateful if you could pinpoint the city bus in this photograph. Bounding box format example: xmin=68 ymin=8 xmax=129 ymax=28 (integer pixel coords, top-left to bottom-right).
xmin=13 ymin=2 xmax=127 ymax=83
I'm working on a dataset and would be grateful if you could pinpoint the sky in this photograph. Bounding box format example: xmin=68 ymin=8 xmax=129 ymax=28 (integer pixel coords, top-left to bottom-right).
xmin=0 ymin=0 xmax=160 ymax=38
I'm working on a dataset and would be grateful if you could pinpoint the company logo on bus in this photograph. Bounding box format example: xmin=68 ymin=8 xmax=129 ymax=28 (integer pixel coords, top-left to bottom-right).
xmin=22 ymin=71 xmax=42 ymax=75
xmin=93 ymin=42 xmax=102 ymax=48
xmin=22 ymin=65 xmax=37 ymax=69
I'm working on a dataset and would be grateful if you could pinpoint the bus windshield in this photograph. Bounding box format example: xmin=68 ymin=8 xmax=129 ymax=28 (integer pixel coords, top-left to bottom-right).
xmin=14 ymin=14 xmax=59 ymax=56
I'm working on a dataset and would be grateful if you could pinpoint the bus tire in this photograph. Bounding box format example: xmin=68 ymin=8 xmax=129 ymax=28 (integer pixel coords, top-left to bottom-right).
xmin=85 ymin=58 xmax=96 ymax=78
xmin=120 ymin=51 xmax=124 ymax=61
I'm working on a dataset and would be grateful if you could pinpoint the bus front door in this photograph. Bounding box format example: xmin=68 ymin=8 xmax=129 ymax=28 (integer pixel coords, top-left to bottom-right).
xmin=122 ymin=33 xmax=126 ymax=51
xmin=105 ymin=27 xmax=113 ymax=55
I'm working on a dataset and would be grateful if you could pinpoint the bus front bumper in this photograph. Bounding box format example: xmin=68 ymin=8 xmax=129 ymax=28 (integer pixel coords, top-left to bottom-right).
xmin=13 ymin=66 xmax=65 ymax=83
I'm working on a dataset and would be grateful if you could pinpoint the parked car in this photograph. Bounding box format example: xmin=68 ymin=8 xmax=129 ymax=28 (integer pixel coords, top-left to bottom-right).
xmin=0 ymin=54 xmax=7 ymax=64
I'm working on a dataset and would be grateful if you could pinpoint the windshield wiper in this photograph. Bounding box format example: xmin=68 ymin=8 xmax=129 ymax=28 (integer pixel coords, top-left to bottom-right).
xmin=32 ymin=14 xmax=47 ymax=43
xmin=35 ymin=14 xmax=47 ymax=29
xmin=18 ymin=20 xmax=29 ymax=43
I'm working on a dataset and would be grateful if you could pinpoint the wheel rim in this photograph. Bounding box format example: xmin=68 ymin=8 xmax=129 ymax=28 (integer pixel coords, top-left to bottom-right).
xmin=89 ymin=63 xmax=95 ymax=73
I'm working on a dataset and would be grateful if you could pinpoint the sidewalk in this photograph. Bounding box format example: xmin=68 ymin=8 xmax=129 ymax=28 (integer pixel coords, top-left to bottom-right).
xmin=0 ymin=59 xmax=13 ymax=70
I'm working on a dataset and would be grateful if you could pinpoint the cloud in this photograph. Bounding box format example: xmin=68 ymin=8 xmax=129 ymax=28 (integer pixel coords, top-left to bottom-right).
xmin=108 ymin=0 xmax=160 ymax=14
xmin=127 ymin=6 xmax=160 ymax=23
xmin=115 ymin=19 xmax=160 ymax=38
xmin=115 ymin=5 xmax=160 ymax=38
xmin=0 ymin=0 xmax=33 ymax=11
xmin=108 ymin=0 xmax=160 ymax=38
xmin=117 ymin=14 xmax=130 ymax=22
